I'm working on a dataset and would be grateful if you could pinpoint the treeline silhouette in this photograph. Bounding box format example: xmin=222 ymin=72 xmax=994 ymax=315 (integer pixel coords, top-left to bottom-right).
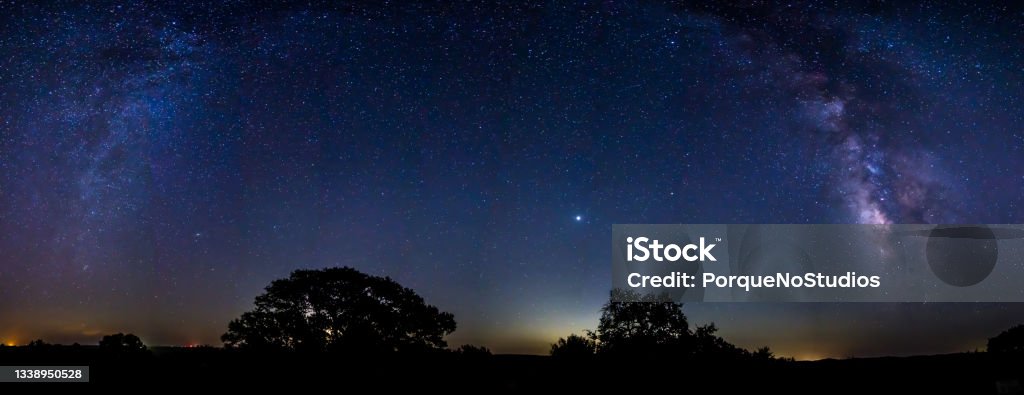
xmin=1 ymin=267 xmax=1022 ymax=392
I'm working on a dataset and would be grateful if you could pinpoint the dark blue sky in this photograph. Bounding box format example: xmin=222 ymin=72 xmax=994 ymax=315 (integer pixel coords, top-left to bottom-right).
xmin=1 ymin=1 xmax=1023 ymax=357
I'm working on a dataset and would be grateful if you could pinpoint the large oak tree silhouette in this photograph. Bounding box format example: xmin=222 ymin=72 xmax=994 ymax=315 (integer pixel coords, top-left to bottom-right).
xmin=222 ymin=267 xmax=455 ymax=353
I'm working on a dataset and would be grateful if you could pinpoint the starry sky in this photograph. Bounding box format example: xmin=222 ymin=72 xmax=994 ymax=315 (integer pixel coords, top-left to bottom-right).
xmin=1 ymin=1 xmax=1023 ymax=358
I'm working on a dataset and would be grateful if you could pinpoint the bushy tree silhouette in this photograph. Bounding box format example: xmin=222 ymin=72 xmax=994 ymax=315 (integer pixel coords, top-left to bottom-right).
xmin=550 ymin=334 xmax=597 ymax=358
xmin=99 ymin=333 xmax=147 ymax=353
xmin=593 ymin=289 xmax=692 ymax=356
xmin=988 ymin=324 xmax=1024 ymax=353
xmin=553 ymin=289 xmax=773 ymax=360
xmin=222 ymin=267 xmax=456 ymax=353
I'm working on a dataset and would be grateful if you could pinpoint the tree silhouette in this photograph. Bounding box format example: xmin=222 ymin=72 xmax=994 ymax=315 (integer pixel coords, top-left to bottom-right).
xmin=99 ymin=333 xmax=147 ymax=353
xmin=593 ymin=289 xmax=692 ymax=356
xmin=554 ymin=289 xmax=765 ymax=360
xmin=988 ymin=324 xmax=1024 ymax=353
xmin=27 ymin=339 xmax=49 ymax=348
xmin=550 ymin=334 xmax=597 ymax=358
xmin=222 ymin=267 xmax=456 ymax=353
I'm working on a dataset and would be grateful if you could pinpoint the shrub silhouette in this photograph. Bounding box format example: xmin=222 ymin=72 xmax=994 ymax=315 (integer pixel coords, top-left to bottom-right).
xmin=222 ymin=267 xmax=456 ymax=353
xmin=457 ymin=344 xmax=491 ymax=356
xmin=988 ymin=324 xmax=1024 ymax=353
xmin=99 ymin=333 xmax=147 ymax=353
xmin=550 ymin=334 xmax=597 ymax=358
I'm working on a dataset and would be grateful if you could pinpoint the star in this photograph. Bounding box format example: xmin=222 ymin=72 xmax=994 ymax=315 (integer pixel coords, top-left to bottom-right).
xmin=575 ymin=215 xmax=582 ymax=222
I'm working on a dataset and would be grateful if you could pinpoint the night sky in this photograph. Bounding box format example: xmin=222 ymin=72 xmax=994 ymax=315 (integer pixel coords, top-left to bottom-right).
xmin=1 ymin=1 xmax=1023 ymax=358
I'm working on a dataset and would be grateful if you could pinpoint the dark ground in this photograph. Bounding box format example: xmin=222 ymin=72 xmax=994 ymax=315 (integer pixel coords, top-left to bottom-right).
xmin=0 ymin=346 xmax=1021 ymax=392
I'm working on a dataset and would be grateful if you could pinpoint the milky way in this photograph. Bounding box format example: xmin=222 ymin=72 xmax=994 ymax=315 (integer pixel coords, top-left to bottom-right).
xmin=708 ymin=5 xmax=968 ymax=226
xmin=1 ymin=2 xmax=1023 ymax=356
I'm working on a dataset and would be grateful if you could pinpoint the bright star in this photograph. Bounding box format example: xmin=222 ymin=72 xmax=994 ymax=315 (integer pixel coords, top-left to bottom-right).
xmin=575 ymin=215 xmax=582 ymax=222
